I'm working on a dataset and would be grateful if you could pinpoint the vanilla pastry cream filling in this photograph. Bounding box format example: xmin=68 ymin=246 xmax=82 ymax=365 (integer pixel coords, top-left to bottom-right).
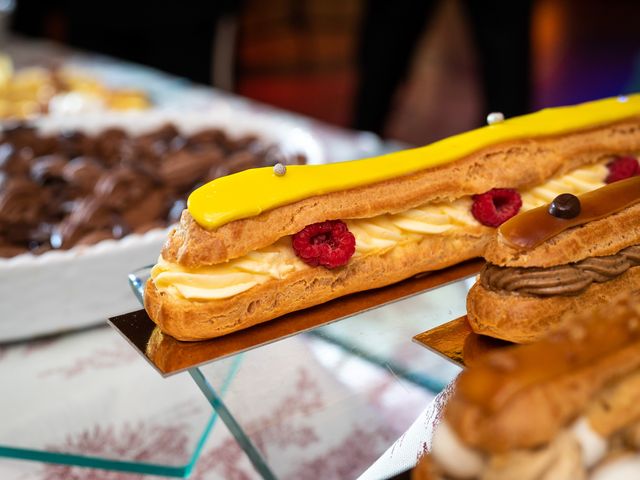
xmin=151 ymin=238 xmax=307 ymax=300
xmin=152 ymin=162 xmax=609 ymax=300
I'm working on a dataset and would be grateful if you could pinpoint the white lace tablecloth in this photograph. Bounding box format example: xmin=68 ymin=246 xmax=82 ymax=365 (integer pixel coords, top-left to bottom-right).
xmin=0 ymin=326 xmax=434 ymax=479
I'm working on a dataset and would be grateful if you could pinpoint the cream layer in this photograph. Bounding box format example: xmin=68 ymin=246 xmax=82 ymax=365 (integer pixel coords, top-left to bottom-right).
xmin=152 ymin=162 xmax=608 ymax=300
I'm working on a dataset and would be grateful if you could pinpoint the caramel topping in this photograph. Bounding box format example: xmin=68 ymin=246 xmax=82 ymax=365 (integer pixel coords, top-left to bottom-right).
xmin=456 ymin=296 xmax=640 ymax=413
xmin=499 ymin=176 xmax=640 ymax=250
xmin=481 ymin=245 xmax=640 ymax=296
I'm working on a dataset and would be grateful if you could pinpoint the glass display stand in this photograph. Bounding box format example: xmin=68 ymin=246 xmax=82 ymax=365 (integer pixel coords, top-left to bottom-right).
xmin=116 ymin=267 xmax=474 ymax=478
xmin=0 ymin=324 xmax=241 ymax=477
xmin=0 ymin=263 xmax=473 ymax=478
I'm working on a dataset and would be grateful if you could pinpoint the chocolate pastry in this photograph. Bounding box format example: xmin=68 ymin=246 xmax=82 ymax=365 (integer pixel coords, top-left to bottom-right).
xmin=94 ymin=167 xmax=152 ymax=210
xmin=76 ymin=230 xmax=114 ymax=246
xmin=0 ymin=178 xmax=43 ymax=225
xmin=30 ymin=155 xmax=68 ymax=185
xmin=160 ymin=150 xmax=217 ymax=190
xmin=0 ymin=144 xmax=34 ymax=176
xmin=481 ymin=245 xmax=640 ymax=296
xmin=0 ymin=243 xmax=28 ymax=258
xmin=56 ymin=130 xmax=93 ymax=157
xmin=62 ymin=157 xmax=104 ymax=192
xmin=94 ymin=128 xmax=129 ymax=165
xmin=122 ymin=189 xmax=169 ymax=227
xmin=0 ymin=122 xmax=307 ymax=256
xmin=53 ymin=197 xmax=114 ymax=247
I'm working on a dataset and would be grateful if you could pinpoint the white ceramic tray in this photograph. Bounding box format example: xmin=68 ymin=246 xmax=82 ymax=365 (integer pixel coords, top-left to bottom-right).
xmin=0 ymin=109 xmax=324 ymax=342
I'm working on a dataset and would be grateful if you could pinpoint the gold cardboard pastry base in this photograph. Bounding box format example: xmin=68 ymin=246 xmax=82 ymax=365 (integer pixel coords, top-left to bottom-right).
xmin=109 ymin=259 xmax=483 ymax=376
xmin=413 ymin=315 xmax=511 ymax=367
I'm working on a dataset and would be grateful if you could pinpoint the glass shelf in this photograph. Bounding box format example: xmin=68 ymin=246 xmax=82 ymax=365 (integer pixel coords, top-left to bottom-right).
xmin=0 ymin=263 xmax=471 ymax=478
xmin=0 ymin=325 xmax=240 ymax=477
xmin=126 ymin=267 xmax=472 ymax=479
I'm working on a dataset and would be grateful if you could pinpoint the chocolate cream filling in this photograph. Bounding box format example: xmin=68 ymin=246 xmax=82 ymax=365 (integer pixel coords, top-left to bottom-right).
xmin=481 ymin=245 xmax=640 ymax=296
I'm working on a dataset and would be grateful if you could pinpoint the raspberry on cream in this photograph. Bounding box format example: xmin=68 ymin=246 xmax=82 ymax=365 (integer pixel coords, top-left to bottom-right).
xmin=292 ymin=220 xmax=355 ymax=268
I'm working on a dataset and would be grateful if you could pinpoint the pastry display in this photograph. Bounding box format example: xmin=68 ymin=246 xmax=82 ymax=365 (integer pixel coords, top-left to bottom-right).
xmin=415 ymin=293 xmax=640 ymax=479
xmin=0 ymin=122 xmax=306 ymax=258
xmin=146 ymin=94 xmax=640 ymax=341
xmin=467 ymin=176 xmax=640 ymax=343
xmin=0 ymin=55 xmax=149 ymax=119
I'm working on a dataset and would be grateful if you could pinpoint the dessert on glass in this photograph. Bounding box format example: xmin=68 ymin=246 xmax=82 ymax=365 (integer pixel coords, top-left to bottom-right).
xmin=414 ymin=293 xmax=640 ymax=479
xmin=467 ymin=176 xmax=640 ymax=343
xmin=145 ymin=95 xmax=640 ymax=340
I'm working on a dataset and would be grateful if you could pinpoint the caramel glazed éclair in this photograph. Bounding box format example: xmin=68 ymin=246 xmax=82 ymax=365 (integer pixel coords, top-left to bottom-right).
xmin=415 ymin=295 xmax=640 ymax=480
xmin=467 ymin=175 xmax=640 ymax=344
xmin=147 ymin=95 xmax=640 ymax=341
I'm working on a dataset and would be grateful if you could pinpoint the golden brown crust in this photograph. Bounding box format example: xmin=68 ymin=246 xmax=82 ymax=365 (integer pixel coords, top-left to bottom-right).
xmin=412 ymin=454 xmax=441 ymax=480
xmin=486 ymin=202 xmax=640 ymax=268
xmin=145 ymin=231 xmax=488 ymax=341
xmin=466 ymin=265 xmax=640 ymax=343
xmin=586 ymin=369 xmax=640 ymax=437
xmin=164 ymin=119 xmax=640 ymax=267
xmin=446 ymin=295 xmax=640 ymax=453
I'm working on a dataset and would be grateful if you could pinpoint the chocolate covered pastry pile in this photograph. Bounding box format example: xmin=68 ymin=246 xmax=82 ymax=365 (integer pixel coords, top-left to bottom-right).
xmin=0 ymin=123 xmax=306 ymax=258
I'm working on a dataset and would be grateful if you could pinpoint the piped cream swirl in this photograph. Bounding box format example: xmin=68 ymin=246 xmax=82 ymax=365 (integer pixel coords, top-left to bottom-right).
xmin=481 ymin=245 xmax=640 ymax=296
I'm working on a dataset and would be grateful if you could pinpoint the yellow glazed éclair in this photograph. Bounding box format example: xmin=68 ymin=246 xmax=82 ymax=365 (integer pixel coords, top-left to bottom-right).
xmin=188 ymin=94 xmax=640 ymax=230
xmin=146 ymin=95 xmax=640 ymax=340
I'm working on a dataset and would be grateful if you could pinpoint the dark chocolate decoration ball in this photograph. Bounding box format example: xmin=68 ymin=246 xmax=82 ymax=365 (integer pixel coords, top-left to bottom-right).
xmin=548 ymin=193 xmax=581 ymax=219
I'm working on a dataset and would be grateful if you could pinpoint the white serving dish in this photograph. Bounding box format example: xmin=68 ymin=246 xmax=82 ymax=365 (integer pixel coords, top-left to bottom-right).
xmin=0 ymin=109 xmax=324 ymax=342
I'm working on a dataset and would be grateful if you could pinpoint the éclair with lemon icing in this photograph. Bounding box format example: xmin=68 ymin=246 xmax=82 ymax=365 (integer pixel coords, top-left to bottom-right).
xmin=467 ymin=177 xmax=640 ymax=344
xmin=147 ymin=95 xmax=640 ymax=341
xmin=188 ymin=94 xmax=640 ymax=231
xmin=415 ymin=294 xmax=640 ymax=480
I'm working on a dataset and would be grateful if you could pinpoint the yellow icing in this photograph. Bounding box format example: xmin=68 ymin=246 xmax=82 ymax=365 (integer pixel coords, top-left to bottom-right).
xmin=159 ymin=162 xmax=611 ymax=300
xmin=188 ymin=94 xmax=640 ymax=230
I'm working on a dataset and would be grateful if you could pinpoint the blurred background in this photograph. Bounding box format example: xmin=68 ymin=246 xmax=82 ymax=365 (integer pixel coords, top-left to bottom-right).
xmin=2 ymin=2 xmax=640 ymax=478
xmin=5 ymin=0 xmax=640 ymax=146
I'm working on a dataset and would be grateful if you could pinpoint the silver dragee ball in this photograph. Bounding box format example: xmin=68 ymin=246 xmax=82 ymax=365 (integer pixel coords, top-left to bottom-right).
xmin=486 ymin=112 xmax=505 ymax=125
xmin=273 ymin=162 xmax=287 ymax=176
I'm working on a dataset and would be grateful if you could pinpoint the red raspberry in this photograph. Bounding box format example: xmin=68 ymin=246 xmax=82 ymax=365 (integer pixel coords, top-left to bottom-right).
xmin=471 ymin=188 xmax=522 ymax=227
xmin=292 ymin=220 xmax=356 ymax=269
xmin=606 ymin=156 xmax=639 ymax=183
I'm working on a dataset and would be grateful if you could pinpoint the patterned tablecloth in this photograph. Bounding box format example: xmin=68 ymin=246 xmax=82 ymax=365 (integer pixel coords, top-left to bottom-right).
xmin=0 ymin=36 xmax=433 ymax=479
xmin=0 ymin=325 xmax=434 ymax=479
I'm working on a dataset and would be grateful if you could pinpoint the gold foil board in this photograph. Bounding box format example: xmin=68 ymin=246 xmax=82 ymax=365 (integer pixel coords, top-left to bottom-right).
xmin=109 ymin=259 xmax=484 ymax=377
xmin=413 ymin=315 xmax=511 ymax=367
